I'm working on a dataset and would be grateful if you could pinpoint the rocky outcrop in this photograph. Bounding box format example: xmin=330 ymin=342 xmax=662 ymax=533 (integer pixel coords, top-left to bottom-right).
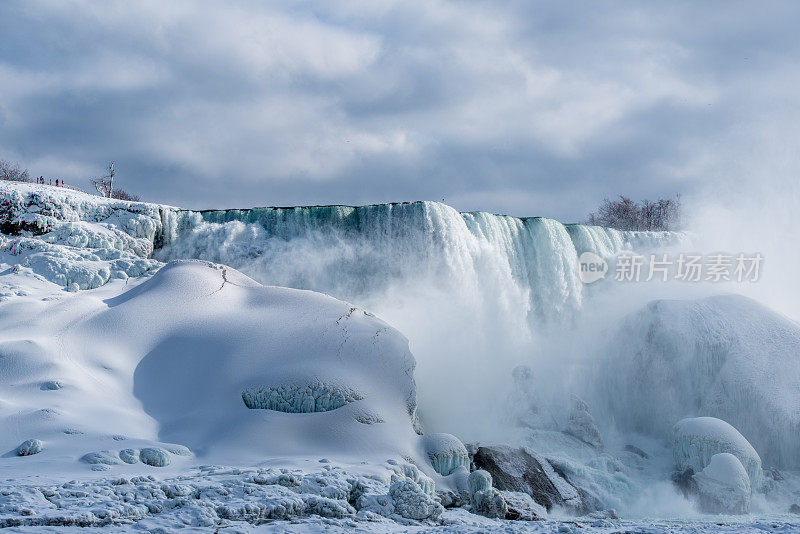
xmin=470 ymin=445 xmax=583 ymax=512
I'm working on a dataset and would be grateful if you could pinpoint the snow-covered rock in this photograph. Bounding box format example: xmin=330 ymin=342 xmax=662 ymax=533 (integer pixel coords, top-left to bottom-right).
xmin=471 ymin=445 xmax=580 ymax=511
xmin=139 ymin=448 xmax=170 ymax=467
xmin=598 ymin=294 xmax=800 ymax=469
xmin=15 ymin=439 xmax=43 ymax=456
xmin=388 ymin=479 xmax=444 ymax=521
xmin=501 ymin=490 xmax=547 ymax=520
xmin=118 ymin=449 xmax=139 ymax=464
xmin=80 ymin=451 xmax=122 ymax=466
xmin=673 ymin=417 xmax=762 ymax=490
xmin=693 ymin=453 xmax=751 ymax=514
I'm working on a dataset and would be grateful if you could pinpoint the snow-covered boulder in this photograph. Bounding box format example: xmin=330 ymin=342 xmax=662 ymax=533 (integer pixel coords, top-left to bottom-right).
xmin=471 ymin=445 xmax=579 ymax=511
xmin=420 ymin=433 xmax=469 ymax=476
xmin=355 ymin=469 xmax=443 ymax=522
xmin=693 ymin=453 xmax=751 ymax=514
xmin=80 ymin=451 xmax=121 ymax=466
xmin=673 ymin=417 xmax=762 ymax=490
xmin=118 ymin=449 xmax=139 ymax=464
xmin=388 ymin=480 xmax=443 ymax=521
xmin=15 ymin=439 xmax=43 ymax=456
xmin=598 ymin=295 xmax=800 ymax=469
xmin=502 ymin=491 xmax=547 ymax=520
xmin=139 ymin=447 xmax=170 ymax=467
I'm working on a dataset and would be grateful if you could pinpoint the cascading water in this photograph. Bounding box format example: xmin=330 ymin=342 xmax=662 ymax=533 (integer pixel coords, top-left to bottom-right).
xmin=156 ymin=201 xmax=677 ymax=322
xmin=154 ymin=200 xmax=681 ymax=440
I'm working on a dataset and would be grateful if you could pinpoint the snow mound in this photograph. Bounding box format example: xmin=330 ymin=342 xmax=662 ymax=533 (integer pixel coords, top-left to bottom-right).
xmin=674 ymin=417 xmax=762 ymax=490
xmin=693 ymin=453 xmax=751 ymax=514
xmin=0 ymin=259 xmax=422 ymax=467
xmin=420 ymin=433 xmax=469 ymax=476
xmin=598 ymin=294 xmax=800 ymax=469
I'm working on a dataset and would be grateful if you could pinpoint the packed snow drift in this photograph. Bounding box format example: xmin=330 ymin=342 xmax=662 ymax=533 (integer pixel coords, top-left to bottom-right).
xmin=1 ymin=181 xmax=799 ymax=532
xmin=0 ymin=259 xmax=425 ymax=464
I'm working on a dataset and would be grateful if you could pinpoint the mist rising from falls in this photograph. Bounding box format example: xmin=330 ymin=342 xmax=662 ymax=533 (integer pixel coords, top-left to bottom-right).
xmin=155 ymin=201 xmax=680 ymax=439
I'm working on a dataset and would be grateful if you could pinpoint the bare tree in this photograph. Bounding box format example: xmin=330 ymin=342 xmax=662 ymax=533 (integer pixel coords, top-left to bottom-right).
xmin=586 ymin=195 xmax=681 ymax=231
xmin=110 ymin=188 xmax=140 ymax=201
xmin=90 ymin=162 xmax=115 ymax=198
xmin=0 ymin=159 xmax=31 ymax=182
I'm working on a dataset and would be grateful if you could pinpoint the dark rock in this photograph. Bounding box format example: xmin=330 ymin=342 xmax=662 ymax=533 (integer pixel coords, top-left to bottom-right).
xmin=464 ymin=442 xmax=479 ymax=471
xmin=671 ymin=467 xmax=698 ymax=497
xmin=624 ymin=444 xmax=650 ymax=459
xmin=472 ymin=445 xmax=567 ymax=511
xmin=789 ymin=503 xmax=800 ymax=515
xmin=436 ymin=490 xmax=468 ymax=509
xmin=767 ymin=467 xmax=784 ymax=481
xmin=16 ymin=439 xmax=43 ymax=456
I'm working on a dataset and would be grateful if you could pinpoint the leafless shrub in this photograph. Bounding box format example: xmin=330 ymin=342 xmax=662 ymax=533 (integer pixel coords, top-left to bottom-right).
xmin=110 ymin=188 xmax=140 ymax=202
xmin=587 ymin=195 xmax=681 ymax=231
xmin=0 ymin=159 xmax=31 ymax=182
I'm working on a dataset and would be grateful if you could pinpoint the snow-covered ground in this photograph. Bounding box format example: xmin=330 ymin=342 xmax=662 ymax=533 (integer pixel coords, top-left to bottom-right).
xmin=1 ymin=182 xmax=799 ymax=532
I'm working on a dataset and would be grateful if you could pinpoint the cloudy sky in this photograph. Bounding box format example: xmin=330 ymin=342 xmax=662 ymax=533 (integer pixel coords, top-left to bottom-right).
xmin=1 ymin=1 xmax=799 ymax=220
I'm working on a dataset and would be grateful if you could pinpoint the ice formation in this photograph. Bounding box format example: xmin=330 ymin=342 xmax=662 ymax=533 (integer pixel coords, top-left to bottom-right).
xmin=0 ymin=183 xmax=168 ymax=290
xmin=467 ymin=470 xmax=508 ymax=519
xmin=420 ymin=433 xmax=470 ymax=476
xmin=693 ymin=453 xmax=751 ymax=514
xmin=564 ymin=395 xmax=603 ymax=449
xmin=598 ymin=295 xmax=800 ymax=469
xmin=673 ymin=417 xmax=762 ymax=490
xmin=241 ymin=382 xmax=363 ymax=413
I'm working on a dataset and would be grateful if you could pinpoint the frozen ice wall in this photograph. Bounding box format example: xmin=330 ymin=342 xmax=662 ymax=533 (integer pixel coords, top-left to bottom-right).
xmin=156 ymin=202 xmax=679 ymax=325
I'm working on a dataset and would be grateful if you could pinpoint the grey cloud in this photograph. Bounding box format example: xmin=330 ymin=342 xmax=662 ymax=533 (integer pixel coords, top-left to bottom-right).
xmin=1 ymin=0 xmax=799 ymax=220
